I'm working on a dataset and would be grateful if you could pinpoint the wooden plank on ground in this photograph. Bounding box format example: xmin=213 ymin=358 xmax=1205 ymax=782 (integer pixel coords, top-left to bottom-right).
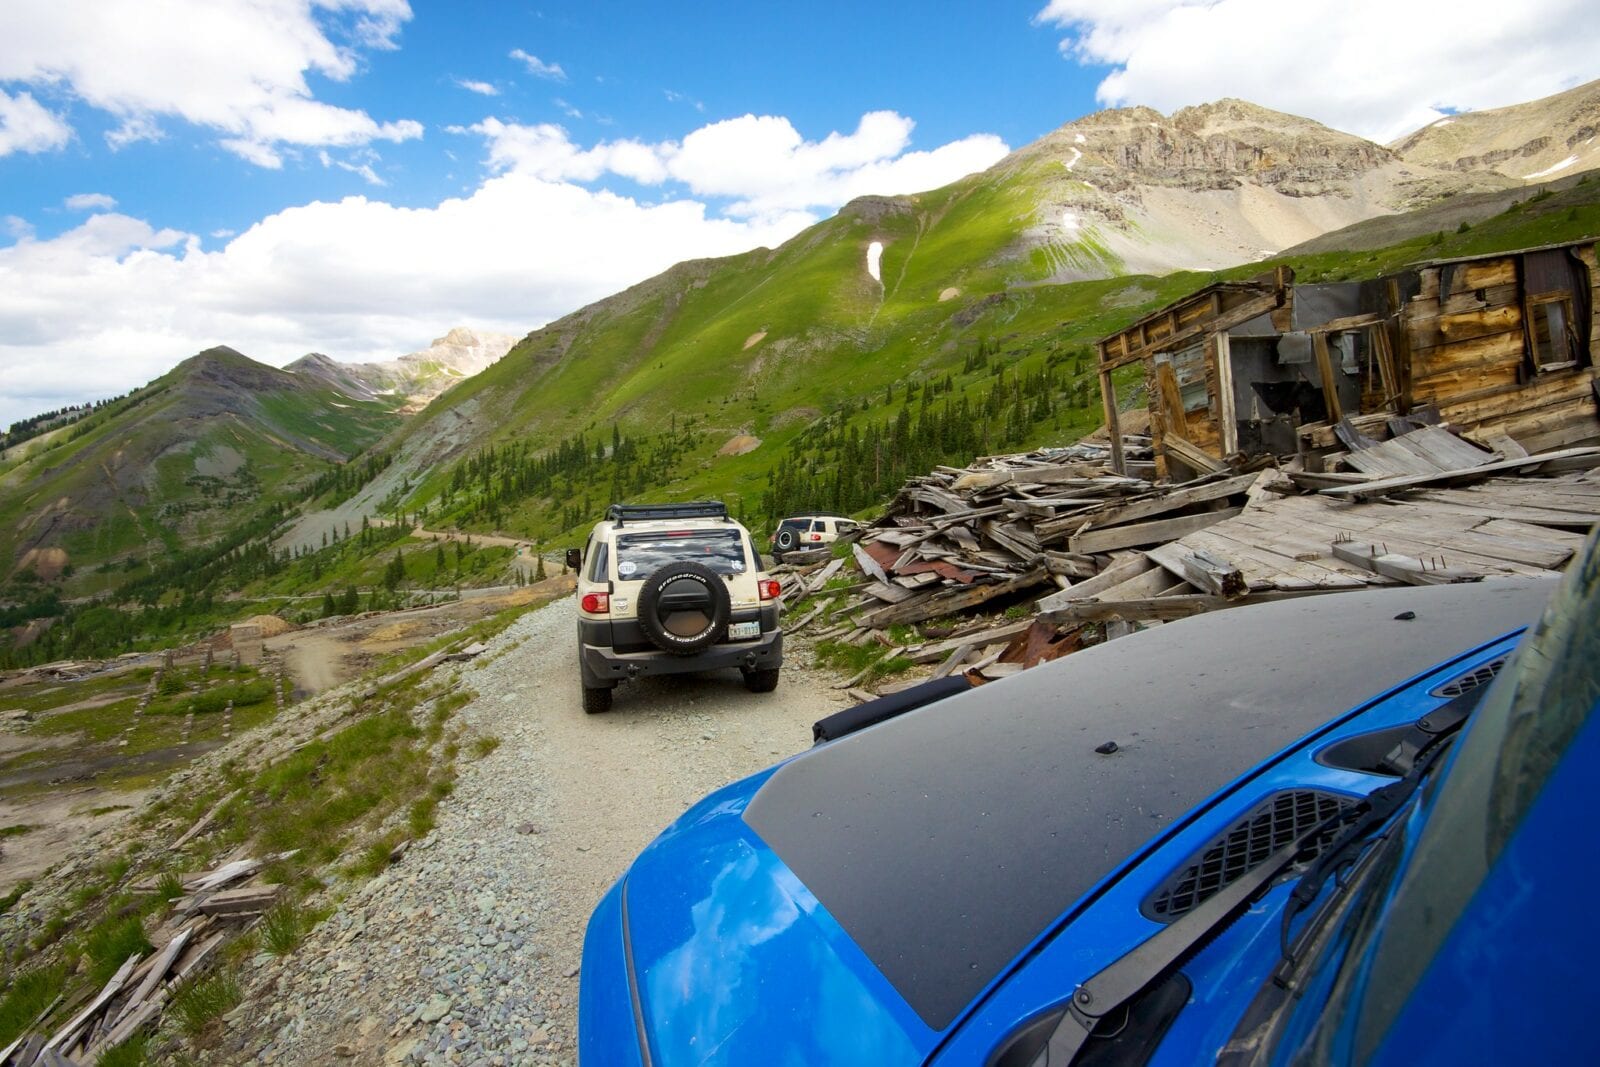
xmin=907 ymin=619 xmax=1035 ymax=663
xmin=931 ymin=643 xmax=975 ymax=679
xmin=1041 ymin=594 xmax=1247 ymax=624
xmin=1069 ymin=507 xmax=1243 ymax=554
xmin=44 ymin=954 xmax=142 ymax=1053
xmin=852 ymin=543 xmax=887 ymax=583
xmin=1320 ymin=447 xmax=1600 ymax=499
xmin=1164 ymin=433 xmax=1229 ymax=475
xmin=1034 ymin=553 xmax=1154 ymax=611
xmin=1331 ymin=541 xmax=1484 ymax=585
xmin=855 ymin=568 xmax=1050 ymax=629
xmin=1074 ymin=472 xmax=1259 ymax=531
xmin=1144 ymin=542 xmax=1248 ymax=598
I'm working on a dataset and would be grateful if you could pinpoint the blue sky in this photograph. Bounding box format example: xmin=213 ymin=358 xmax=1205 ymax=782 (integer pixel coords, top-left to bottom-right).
xmin=1 ymin=0 xmax=1596 ymax=429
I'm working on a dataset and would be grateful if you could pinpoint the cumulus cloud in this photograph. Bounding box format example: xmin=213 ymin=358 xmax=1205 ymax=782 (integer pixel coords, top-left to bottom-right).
xmin=0 ymin=87 xmax=71 ymax=155
xmin=0 ymin=109 xmax=1009 ymax=427
xmin=470 ymin=110 xmax=1010 ymax=220
xmin=1036 ymin=0 xmax=1600 ymax=142
xmin=455 ymin=78 xmax=498 ymax=97
xmin=0 ymin=0 xmax=422 ymax=166
xmin=509 ymin=48 xmax=566 ymax=81
xmin=64 ymin=191 xmax=116 ymax=211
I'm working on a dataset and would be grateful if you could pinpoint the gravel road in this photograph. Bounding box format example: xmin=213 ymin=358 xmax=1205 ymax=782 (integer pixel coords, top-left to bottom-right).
xmin=245 ymin=595 xmax=850 ymax=1065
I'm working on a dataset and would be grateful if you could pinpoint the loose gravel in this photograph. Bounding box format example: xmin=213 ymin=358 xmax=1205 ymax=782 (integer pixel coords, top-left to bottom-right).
xmin=240 ymin=596 xmax=849 ymax=1065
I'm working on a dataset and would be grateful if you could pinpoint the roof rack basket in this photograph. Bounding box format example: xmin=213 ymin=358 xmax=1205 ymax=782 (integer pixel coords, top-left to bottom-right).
xmin=606 ymin=500 xmax=730 ymax=526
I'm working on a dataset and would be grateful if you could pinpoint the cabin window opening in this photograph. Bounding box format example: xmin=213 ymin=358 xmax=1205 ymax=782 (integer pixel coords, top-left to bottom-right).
xmin=1156 ymin=343 xmax=1209 ymax=414
xmin=1528 ymin=293 xmax=1579 ymax=373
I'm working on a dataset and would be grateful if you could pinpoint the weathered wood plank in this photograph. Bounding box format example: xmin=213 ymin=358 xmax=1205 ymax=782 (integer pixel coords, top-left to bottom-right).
xmin=907 ymin=619 xmax=1035 ymax=663
xmin=1144 ymin=542 xmax=1248 ymax=598
xmin=1320 ymin=447 xmax=1600 ymax=499
xmin=1069 ymin=507 xmax=1242 ymax=555
xmin=1331 ymin=541 xmax=1484 ymax=586
xmin=1074 ymin=472 xmax=1259 ymax=531
xmin=855 ymin=568 xmax=1050 ymax=629
xmin=1035 ymin=553 xmax=1154 ymax=611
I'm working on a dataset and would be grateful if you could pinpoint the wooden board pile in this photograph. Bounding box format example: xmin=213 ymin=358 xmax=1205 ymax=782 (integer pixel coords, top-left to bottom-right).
xmin=775 ymin=432 xmax=1600 ymax=702
xmin=0 ymin=851 xmax=291 ymax=1066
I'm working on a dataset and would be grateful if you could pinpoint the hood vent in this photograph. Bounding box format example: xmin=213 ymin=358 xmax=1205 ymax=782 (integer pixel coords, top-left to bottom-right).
xmin=1430 ymin=654 xmax=1509 ymax=699
xmin=1142 ymin=790 xmax=1358 ymax=923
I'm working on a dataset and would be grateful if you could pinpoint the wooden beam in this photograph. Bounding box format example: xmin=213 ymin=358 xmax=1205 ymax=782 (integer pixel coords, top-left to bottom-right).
xmin=1042 ymin=589 xmax=1327 ymax=624
xmin=1215 ymin=332 xmax=1239 ymax=455
xmin=1319 ymin=447 xmax=1600 ymax=499
xmin=907 ymin=619 xmax=1036 ymax=663
xmin=1331 ymin=541 xmax=1484 ymax=586
xmin=1079 ymin=472 xmax=1259 ymax=532
xmin=1145 ymin=542 xmax=1248 ymax=598
xmin=1035 ymin=552 xmax=1154 ymax=611
xmin=1163 ymin=433 xmax=1229 ymax=475
xmin=1069 ymin=507 xmax=1243 ymax=555
xmin=1313 ymin=330 xmax=1345 ymax=423
xmin=1099 ymin=361 xmax=1126 ymax=475
xmin=855 ymin=568 xmax=1050 ymax=629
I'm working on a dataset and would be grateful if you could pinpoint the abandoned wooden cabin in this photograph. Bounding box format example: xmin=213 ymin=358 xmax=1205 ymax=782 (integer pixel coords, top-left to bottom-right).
xmin=1095 ymin=241 xmax=1600 ymax=479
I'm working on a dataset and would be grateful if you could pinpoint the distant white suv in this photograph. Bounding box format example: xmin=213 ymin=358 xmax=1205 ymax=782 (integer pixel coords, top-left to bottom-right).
xmin=568 ymin=502 xmax=783 ymax=713
xmin=769 ymin=514 xmax=861 ymax=561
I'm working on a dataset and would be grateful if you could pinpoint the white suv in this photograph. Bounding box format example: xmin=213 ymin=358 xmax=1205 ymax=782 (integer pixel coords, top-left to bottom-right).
xmin=568 ymin=502 xmax=784 ymax=713
xmin=770 ymin=514 xmax=860 ymax=561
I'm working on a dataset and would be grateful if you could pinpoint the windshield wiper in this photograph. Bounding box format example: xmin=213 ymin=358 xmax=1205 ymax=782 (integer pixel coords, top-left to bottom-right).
xmin=1025 ymin=813 xmax=1343 ymax=1066
xmin=1275 ymin=691 xmax=1477 ymax=977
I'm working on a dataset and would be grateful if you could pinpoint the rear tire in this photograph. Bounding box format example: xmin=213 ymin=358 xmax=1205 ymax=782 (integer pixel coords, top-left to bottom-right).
xmin=775 ymin=528 xmax=799 ymax=554
xmin=582 ymin=684 xmax=613 ymax=714
xmin=743 ymin=667 xmax=780 ymax=693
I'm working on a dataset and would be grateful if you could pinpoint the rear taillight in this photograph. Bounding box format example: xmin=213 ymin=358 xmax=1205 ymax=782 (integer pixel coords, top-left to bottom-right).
xmin=758 ymin=579 xmax=781 ymax=601
xmin=809 ymin=533 xmax=822 ymax=541
xmin=580 ymin=592 xmax=610 ymax=614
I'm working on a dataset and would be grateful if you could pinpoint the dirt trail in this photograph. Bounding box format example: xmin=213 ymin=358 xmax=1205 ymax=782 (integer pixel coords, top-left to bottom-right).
xmin=249 ymin=594 xmax=851 ymax=1064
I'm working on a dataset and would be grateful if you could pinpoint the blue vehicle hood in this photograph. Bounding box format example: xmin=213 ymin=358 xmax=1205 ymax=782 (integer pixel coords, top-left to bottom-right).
xmin=606 ymin=580 xmax=1551 ymax=1063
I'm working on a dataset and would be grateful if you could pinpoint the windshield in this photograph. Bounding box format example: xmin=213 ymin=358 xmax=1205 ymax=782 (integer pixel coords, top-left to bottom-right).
xmin=614 ymin=529 xmax=749 ymax=579
xmin=1284 ymin=537 xmax=1599 ymax=1062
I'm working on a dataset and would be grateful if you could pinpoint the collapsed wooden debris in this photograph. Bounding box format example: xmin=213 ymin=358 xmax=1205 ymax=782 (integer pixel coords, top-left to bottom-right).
xmin=3 ymin=851 xmax=293 ymax=1066
xmin=777 ymin=426 xmax=1600 ymax=703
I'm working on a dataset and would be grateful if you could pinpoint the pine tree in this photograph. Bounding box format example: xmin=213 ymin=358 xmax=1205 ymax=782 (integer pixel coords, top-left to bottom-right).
xmin=321 ymin=592 xmax=336 ymax=618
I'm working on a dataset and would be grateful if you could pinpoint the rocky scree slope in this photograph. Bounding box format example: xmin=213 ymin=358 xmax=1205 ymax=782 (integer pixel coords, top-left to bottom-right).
xmin=1392 ymin=76 xmax=1600 ymax=183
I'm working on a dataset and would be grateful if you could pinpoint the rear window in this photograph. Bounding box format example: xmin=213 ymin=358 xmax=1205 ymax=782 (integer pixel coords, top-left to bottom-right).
xmin=615 ymin=529 xmax=749 ymax=578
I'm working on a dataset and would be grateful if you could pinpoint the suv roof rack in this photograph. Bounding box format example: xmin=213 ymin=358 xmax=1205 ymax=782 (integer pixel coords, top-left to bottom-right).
xmin=606 ymin=501 xmax=730 ymax=527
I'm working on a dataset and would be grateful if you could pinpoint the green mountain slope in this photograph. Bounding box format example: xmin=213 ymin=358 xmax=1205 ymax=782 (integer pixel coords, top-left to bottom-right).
xmin=368 ymin=134 xmax=1600 ymax=547
xmin=0 ymin=347 xmax=403 ymax=594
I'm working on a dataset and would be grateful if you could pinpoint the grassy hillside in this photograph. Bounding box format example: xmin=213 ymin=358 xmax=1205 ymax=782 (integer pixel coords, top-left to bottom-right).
xmin=0 ymin=348 xmax=403 ymax=599
xmin=376 ymin=166 xmax=1600 ymax=547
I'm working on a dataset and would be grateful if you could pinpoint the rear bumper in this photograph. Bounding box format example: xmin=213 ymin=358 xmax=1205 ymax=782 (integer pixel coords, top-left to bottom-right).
xmin=580 ymin=629 xmax=784 ymax=685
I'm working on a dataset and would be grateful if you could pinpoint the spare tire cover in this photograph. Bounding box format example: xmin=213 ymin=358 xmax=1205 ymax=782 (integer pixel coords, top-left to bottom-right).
xmin=637 ymin=561 xmax=731 ymax=655
xmin=776 ymin=528 xmax=799 ymax=551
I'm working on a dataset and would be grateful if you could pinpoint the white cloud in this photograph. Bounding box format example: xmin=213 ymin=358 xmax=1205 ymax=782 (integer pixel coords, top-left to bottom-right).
xmin=0 ymin=87 xmax=71 ymax=156
xmin=509 ymin=48 xmax=566 ymax=82
xmin=455 ymin=78 xmax=498 ymax=97
xmin=1036 ymin=0 xmax=1600 ymax=143
xmin=64 ymin=192 xmax=116 ymax=211
xmin=0 ymin=109 xmax=1009 ymax=428
xmin=554 ymin=98 xmax=582 ymax=119
xmin=0 ymin=0 xmax=422 ymax=166
xmin=470 ymin=110 xmax=1010 ymax=220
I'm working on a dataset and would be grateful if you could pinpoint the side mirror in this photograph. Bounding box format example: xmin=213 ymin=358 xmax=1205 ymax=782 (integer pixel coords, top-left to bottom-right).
xmin=565 ymin=547 xmax=582 ymax=571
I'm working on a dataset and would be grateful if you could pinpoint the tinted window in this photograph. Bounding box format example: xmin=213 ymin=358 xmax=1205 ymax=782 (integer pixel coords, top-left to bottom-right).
xmin=615 ymin=529 xmax=748 ymax=578
xmin=587 ymin=541 xmax=609 ymax=583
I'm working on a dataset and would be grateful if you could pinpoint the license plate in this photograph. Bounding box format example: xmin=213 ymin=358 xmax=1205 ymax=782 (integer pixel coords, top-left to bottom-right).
xmin=727 ymin=621 xmax=760 ymax=640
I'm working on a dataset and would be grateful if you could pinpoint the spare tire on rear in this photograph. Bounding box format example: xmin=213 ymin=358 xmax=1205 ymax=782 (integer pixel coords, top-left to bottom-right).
xmin=637 ymin=561 xmax=731 ymax=655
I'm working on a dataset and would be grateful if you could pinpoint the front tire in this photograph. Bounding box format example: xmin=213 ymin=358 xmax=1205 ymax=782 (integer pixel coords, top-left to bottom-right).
xmin=582 ymin=684 xmax=613 ymax=714
xmin=743 ymin=667 xmax=780 ymax=693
